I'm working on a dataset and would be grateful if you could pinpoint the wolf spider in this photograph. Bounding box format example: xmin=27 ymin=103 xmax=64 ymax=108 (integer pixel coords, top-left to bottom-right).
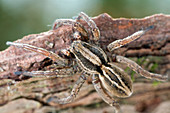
xmin=6 ymin=12 xmax=167 ymax=113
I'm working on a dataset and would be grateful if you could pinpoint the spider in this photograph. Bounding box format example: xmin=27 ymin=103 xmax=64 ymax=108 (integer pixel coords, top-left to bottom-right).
xmin=6 ymin=12 xmax=167 ymax=113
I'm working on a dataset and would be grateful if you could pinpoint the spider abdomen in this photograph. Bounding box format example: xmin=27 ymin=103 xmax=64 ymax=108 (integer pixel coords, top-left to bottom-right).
xmin=100 ymin=65 xmax=133 ymax=98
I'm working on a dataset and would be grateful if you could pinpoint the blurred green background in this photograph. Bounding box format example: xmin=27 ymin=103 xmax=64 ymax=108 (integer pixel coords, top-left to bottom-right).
xmin=0 ymin=0 xmax=170 ymax=51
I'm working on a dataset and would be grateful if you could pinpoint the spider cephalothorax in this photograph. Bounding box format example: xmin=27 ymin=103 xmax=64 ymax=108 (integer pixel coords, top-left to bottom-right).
xmin=6 ymin=12 xmax=167 ymax=113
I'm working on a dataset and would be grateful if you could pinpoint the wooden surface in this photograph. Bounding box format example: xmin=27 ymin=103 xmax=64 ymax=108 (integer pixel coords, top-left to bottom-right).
xmin=0 ymin=13 xmax=170 ymax=113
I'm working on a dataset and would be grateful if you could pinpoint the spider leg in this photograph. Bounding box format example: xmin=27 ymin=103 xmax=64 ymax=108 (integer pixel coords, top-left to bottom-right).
xmin=77 ymin=12 xmax=100 ymax=41
xmin=46 ymin=74 xmax=86 ymax=104
xmin=18 ymin=67 xmax=77 ymax=78
xmin=114 ymin=55 xmax=168 ymax=81
xmin=52 ymin=19 xmax=88 ymax=38
xmin=6 ymin=41 xmax=68 ymax=65
xmin=92 ymin=74 xmax=120 ymax=113
xmin=52 ymin=19 xmax=76 ymax=30
xmin=107 ymin=26 xmax=154 ymax=51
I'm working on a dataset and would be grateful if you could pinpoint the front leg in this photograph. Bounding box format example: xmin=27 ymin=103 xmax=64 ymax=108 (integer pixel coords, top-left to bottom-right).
xmin=115 ymin=55 xmax=168 ymax=81
xmin=6 ymin=41 xmax=68 ymax=65
xmin=92 ymin=74 xmax=121 ymax=113
xmin=77 ymin=12 xmax=100 ymax=41
xmin=107 ymin=26 xmax=153 ymax=51
xmin=52 ymin=19 xmax=76 ymax=30
xmin=52 ymin=19 xmax=88 ymax=39
xmin=46 ymin=74 xmax=86 ymax=104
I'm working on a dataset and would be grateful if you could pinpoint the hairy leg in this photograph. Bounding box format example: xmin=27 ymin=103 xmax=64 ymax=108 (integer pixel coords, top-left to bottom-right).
xmin=52 ymin=12 xmax=100 ymax=42
xmin=115 ymin=55 xmax=168 ymax=81
xmin=92 ymin=74 xmax=120 ymax=113
xmin=46 ymin=74 xmax=86 ymax=104
xmin=77 ymin=12 xmax=100 ymax=41
xmin=107 ymin=26 xmax=153 ymax=51
xmin=52 ymin=19 xmax=88 ymax=38
xmin=52 ymin=19 xmax=76 ymax=29
xmin=17 ymin=67 xmax=78 ymax=78
xmin=6 ymin=41 xmax=68 ymax=65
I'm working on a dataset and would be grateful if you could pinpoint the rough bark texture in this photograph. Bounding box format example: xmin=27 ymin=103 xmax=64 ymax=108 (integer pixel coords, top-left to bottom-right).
xmin=0 ymin=13 xmax=170 ymax=113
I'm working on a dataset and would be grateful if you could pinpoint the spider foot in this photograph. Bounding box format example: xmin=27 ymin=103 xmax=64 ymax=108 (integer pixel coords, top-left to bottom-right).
xmin=46 ymin=96 xmax=57 ymax=103
xmin=45 ymin=95 xmax=73 ymax=104
xmin=14 ymin=71 xmax=23 ymax=76
xmin=145 ymin=25 xmax=154 ymax=31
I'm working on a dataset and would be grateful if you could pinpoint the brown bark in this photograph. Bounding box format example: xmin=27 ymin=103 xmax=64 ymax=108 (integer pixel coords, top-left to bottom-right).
xmin=0 ymin=13 xmax=169 ymax=113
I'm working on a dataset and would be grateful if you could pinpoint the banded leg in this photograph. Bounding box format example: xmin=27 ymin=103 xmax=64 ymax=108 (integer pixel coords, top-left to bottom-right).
xmin=107 ymin=26 xmax=154 ymax=51
xmin=52 ymin=19 xmax=88 ymax=38
xmin=52 ymin=19 xmax=76 ymax=30
xmin=77 ymin=12 xmax=100 ymax=41
xmin=92 ymin=74 xmax=120 ymax=113
xmin=115 ymin=55 xmax=168 ymax=81
xmin=46 ymin=74 xmax=86 ymax=104
xmin=6 ymin=41 xmax=68 ymax=65
xmin=19 ymin=67 xmax=77 ymax=78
